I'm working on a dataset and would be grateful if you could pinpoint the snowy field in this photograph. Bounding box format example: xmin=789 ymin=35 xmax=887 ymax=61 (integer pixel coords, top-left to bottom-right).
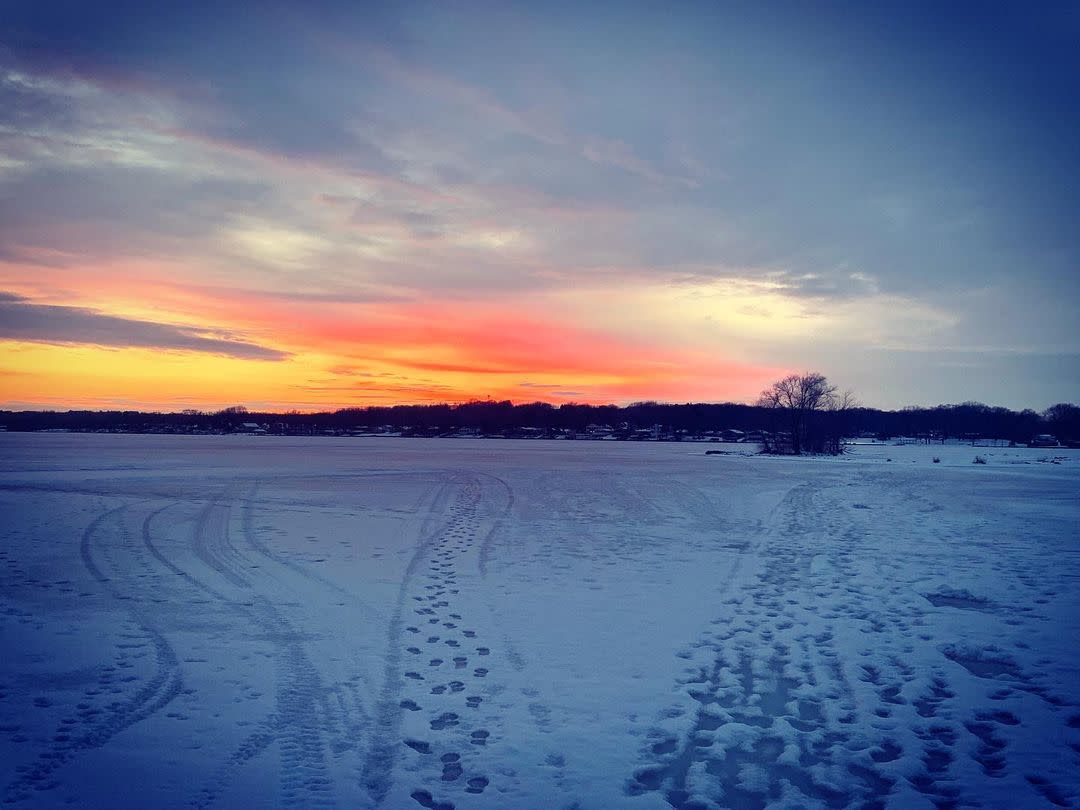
xmin=1 ymin=434 xmax=1078 ymax=810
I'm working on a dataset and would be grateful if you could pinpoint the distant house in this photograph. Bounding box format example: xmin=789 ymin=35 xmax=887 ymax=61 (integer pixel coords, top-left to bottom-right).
xmin=1030 ymin=434 xmax=1059 ymax=448
xmin=721 ymin=428 xmax=746 ymax=443
xmin=238 ymin=422 xmax=266 ymax=434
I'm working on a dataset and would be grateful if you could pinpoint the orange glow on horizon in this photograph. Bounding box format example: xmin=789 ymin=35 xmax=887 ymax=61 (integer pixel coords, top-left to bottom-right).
xmin=0 ymin=258 xmax=788 ymax=411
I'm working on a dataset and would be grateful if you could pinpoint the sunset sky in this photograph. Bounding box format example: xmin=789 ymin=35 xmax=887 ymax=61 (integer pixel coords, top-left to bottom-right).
xmin=1 ymin=1 xmax=1078 ymax=411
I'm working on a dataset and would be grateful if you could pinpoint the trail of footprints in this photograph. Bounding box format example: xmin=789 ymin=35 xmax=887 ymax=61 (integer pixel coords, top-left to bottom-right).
xmin=629 ymin=480 xmax=1078 ymax=809
xmin=628 ymin=483 xmax=926 ymax=808
xmin=399 ymin=481 xmax=495 ymax=809
xmin=628 ymin=585 xmax=896 ymax=809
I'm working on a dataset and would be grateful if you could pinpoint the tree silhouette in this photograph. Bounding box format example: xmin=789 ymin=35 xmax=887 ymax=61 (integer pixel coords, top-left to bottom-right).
xmin=757 ymin=372 xmax=855 ymax=454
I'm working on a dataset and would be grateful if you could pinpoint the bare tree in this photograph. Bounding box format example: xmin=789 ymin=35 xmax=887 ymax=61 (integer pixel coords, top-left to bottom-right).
xmin=820 ymin=387 xmax=859 ymax=454
xmin=758 ymin=372 xmax=855 ymax=454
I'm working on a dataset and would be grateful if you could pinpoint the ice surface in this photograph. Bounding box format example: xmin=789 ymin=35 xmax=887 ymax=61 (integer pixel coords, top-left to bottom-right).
xmin=1 ymin=434 xmax=1078 ymax=809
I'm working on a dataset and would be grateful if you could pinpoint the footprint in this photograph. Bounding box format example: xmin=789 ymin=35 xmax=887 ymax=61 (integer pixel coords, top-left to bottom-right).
xmin=965 ymin=720 xmax=1007 ymax=776
xmin=405 ymin=672 xmax=424 ymax=681
xmin=409 ymin=788 xmax=454 ymax=810
xmin=400 ymin=699 xmax=421 ymax=712
xmin=870 ymin=739 xmax=903 ymax=763
xmin=431 ymin=712 xmax=459 ymax=730
xmin=473 ymin=668 xmax=488 ymax=678
xmin=466 ymin=696 xmax=482 ymax=709
xmin=914 ymin=677 xmax=954 ymax=718
xmin=920 ymin=725 xmax=957 ymax=747
xmin=404 ymin=739 xmax=431 ymax=754
xmin=476 ymin=647 xmax=490 ymax=656
xmin=651 ymin=738 xmax=678 ymax=756
xmin=880 ymin=685 xmax=905 ymax=705
xmin=977 ymin=710 xmax=1019 ymax=726
xmin=923 ymin=747 xmax=952 ymax=774
xmin=470 ymin=729 xmax=490 ymax=746
xmin=465 ymin=776 xmax=489 ymax=794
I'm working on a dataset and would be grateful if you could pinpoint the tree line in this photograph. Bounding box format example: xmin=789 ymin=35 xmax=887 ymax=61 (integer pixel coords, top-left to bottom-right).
xmin=2 ymin=391 xmax=1077 ymax=448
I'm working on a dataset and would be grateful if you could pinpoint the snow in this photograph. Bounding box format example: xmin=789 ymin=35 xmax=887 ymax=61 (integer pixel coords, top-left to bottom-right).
xmin=1 ymin=433 xmax=1078 ymax=809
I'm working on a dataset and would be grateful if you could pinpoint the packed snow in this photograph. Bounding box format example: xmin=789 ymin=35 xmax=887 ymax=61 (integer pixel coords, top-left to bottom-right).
xmin=1 ymin=434 xmax=1078 ymax=809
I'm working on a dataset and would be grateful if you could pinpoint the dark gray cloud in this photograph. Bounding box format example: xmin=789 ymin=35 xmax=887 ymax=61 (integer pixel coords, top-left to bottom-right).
xmin=0 ymin=165 xmax=269 ymax=262
xmin=0 ymin=292 xmax=288 ymax=360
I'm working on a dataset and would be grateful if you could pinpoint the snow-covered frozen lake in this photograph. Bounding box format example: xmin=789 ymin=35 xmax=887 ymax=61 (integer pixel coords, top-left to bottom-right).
xmin=1 ymin=434 xmax=1078 ymax=809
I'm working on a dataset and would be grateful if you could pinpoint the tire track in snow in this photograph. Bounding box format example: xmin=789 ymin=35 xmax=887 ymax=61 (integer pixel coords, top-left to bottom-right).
xmin=191 ymin=483 xmax=251 ymax=589
xmin=4 ymin=503 xmax=184 ymax=805
xmin=142 ymin=502 xmax=230 ymax=602
xmin=137 ymin=482 xmax=338 ymax=809
xmin=78 ymin=503 xmax=126 ymax=585
xmin=238 ymin=480 xmax=377 ymax=763
xmin=472 ymin=472 xmax=526 ymax=674
xmin=240 ymin=479 xmax=382 ymax=624
xmin=476 ymin=472 xmax=515 ymax=581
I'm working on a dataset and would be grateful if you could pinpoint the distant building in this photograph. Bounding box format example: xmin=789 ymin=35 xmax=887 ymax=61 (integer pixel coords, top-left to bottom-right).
xmin=1030 ymin=434 xmax=1059 ymax=448
xmin=237 ymin=422 xmax=266 ymax=434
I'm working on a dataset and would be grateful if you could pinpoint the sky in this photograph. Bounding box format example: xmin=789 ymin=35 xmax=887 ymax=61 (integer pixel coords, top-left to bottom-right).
xmin=1 ymin=1 xmax=1078 ymax=412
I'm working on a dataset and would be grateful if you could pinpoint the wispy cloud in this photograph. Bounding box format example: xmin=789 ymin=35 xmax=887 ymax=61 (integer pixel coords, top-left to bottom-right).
xmin=0 ymin=292 xmax=288 ymax=360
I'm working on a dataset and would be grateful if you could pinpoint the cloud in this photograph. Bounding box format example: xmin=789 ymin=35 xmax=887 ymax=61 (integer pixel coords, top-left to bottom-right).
xmin=761 ymin=270 xmax=881 ymax=301
xmin=0 ymin=292 xmax=288 ymax=360
xmin=2 ymin=5 xmax=1078 ymax=410
xmin=394 ymin=360 xmax=523 ymax=375
xmin=359 ymin=44 xmax=685 ymax=185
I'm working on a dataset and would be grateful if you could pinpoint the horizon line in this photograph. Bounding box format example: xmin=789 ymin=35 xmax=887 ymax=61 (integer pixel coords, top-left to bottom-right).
xmin=1 ymin=397 xmax=1074 ymax=418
